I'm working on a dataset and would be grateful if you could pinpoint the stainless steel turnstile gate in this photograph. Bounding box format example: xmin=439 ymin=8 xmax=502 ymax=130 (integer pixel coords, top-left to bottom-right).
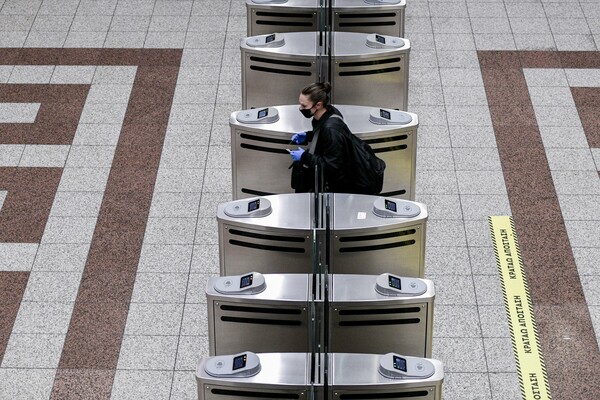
xmin=196 ymin=352 xmax=443 ymax=400
xmin=247 ymin=0 xmax=406 ymax=37
xmin=230 ymin=105 xmax=418 ymax=200
xmin=217 ymin=194 xmax=427 ymax=277
xmin=206 ymin=273 xmax=434 ymax=357
xmin=241 ymin=32 xmax=410 ymax=110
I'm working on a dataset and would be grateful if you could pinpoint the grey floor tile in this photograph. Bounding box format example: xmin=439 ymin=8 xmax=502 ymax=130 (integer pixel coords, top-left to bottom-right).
xmin=467 ymin=2 xmax=507 ymax=18
xmin=23 ymin=271 xmax=82 ymax=302
xmin=506 ymin=2 xmax=546 ymax=18
xmin=416 ymin=125 xmax=451 ymax=148
xmin=144 ymin=31 xmax=186 ymax=48
xmin=32 ymin=243 xmax=90 ymax=272
xmin=581 ymin=276 xmax=600 ymax=305
xmin=150 ymin=192 xmax=202 ymax=218
xmin=137 ymin=244 xmax=193 ymax=273
xmin=79 ymin=102 xmax=128 ymax=124
xmin=460 ymin=195 xmax=512 ymax=220
xmin=534 ymin=105 xmax=583 ymax=128
xmin=471 ymin=18 xmax=511 ymax=34
xmin=93 ymin=66 xmax=137 ymax=85
xmin=489 ymin=373 xmax=522 ymax=400
xmin=154 ymin=0 xmax=193 ymax=16
xmin=416 ymin=194 xmax=462 ymax=220
xmin=214 ymin=103 xmax=241 ymax=122
xmin=483 ymin=337 xmax=517 ymax=372
xmin=114 ymin=0 xmax=155 ymax=15
xmin=469 ymin=245 xmax=498 ymax=275
xmin=165 ymin=124 xmax=211 ymax=146
xmin=551 ymin=170 xmax=600 ymax=195
xmin=218 ymin=65 xmax=241 ymax=85
xmin=406 ymin=33 xmax=435 ymax=50
xmin=405 ymin=105 xmax=446 ymax=126
xmin=131 ymin=272 xmax=189 ymax=303
xmin=111 ymin=370 xmax=173 ymax=400
xmin=514 ymin=34 xmax=556 ymax=51
xmin=191 ymin=0 xmax=231 ymax=16
xmin=433 ymin=305 xmax=482 ymax=337
xmin=0 ymin=144 xmax=24 ymax=166
xmin=428 ymin=275 xmax=477 ymax=305
xmin=0 ymin=103 xmax=40 ymax=123
xmin=159 ymin=145 xmax=208 ymax=169
xmin=546 ymin=148 xmax=595 ymax=171
xmin=416 ymin=147 xmax=455 ymax=171
xmin=443 ymin=86 xmax=489 ymax=106
xmin=2 ymin=333 xmax=65 ymax=368
xmin=75 ymin=0 xmax=118 ymax=16
xmin=169 ymin=104 xmax=215 ymax=124
xmin=590 ymin=305 xmax=600 ymax=345
xmin=456 ymin=170 xmax=507 ymax=195
xmin=210 ymin=123 xmax=231 ymax=146
xmin=24 ymin=30 xmax=68 ymax=47
xmin=180 ymin=302 xmax=209 ymax=336
xmin=0 ymin=369 xmax=55 ymax=400
xmin=441 ymin=373 xmax=493 ymax=400
xmin=38 ymin=0 xmax=80 ymax=15
xmin=528 ymin=86 xmax=577 ymax=107
xmin=205 ymin=146 xmax=232 ymax=169
xmin=539 ymin=126 xmax=589 ymax=148
xmin=50 ymin=65 xmax=97 ymax=84
xmin=144 ymin=217 xmax=196 ymax=244
xmin=465 ymin=219 xmax=494 ymax=247
xmin=0 ymin=15 xmax=34 ymax=31
xmin=149 ymin=15 xmax=190 ymax=31
xmin=50 ymin=191 xmax=103 ymax=217
xmin=479 ymin=305 xmax=510 ymax=338
xmin=523 ymin=68 xmax=568 ymax=87
xmin=109 ymin=16 xmax=150 ymax=30
xmin=185 ymin=31 xmax=226 ymax=49
xmin=117 ymin=335 xmax=179 ymax=370
xmin=408 ymin=49 xmax=437 ymax=69
xmin=0 ymin=66 xmax=13 ymax=83
xmin=426 ymin=219 xmax=467 ymax=247
xmin=446 ymin=105 xmax=493 ymax=126
xmin=473 ymin=274 xmax=505 ymax=306
xmin=175 ymin=335 xmax=209 ymax=371
xmin=31 ymin=14 xmax=72 ymax=31
xmin=12 ymin=301 xmax=73 ymax=334
xmin=70 ymin=14 xmax=111 ymax=31
xmin=64 ymin=30 xmax=108 ymax=47
xmin=558 ymin=194 xmax=600 ymax=221
xmin=202 ymin=168 xmax=233 ymax=192
xmin=9 ymin=65 xmax=55 ymax=83
xmin=104 ymin=30 xmax=147 ymax=48
xmin=424 ymin=246 xmax=471 ymax=276
xmin=173 ymin=84 xmax=218 ymax=104
xmin=409 ymin=85 xmax=445 ymax=106
xmin=474 ymin=34 xmax=517 ymax=51
xmin=73 ymin=124 xmax=122 ymax=146
xmin=591 ymin=148 xmax=600 ymax=170
xmin=565 ymin=69 xmax=600 ymax=87
xmin=19 ymin=144 xmax=70 ymax=167
xmin=431 ymin=17 xmax=472 ymax=34
xmin=188 ymin=15 xmax=229 ymax=32
xmin=0 ymin=190 xmax=5 ymax=210
xmin=124 ymin=303 xmax=184 ymax=335
xmin=190 ymin=244 xmax=220 ymax=274
xmin=170 ymin=371 xmax=198 ymax=400
xmin=554 ymin=34 xmax=597 ymax=51
xmin=431 ymin=337 xmax=487 ymax=372
xmin=409 ymin=68 xmax=441 ymax=87
xmin=434 ymin=33 xmax=476 ymax=51
xmin=437 ymin=50 xmax=480 ymax=68
xmin=440 ymin=68 xmax=484 ymax=88
xmin=0 ymin=243 xmax=38 ymax=271
xmin=0 ymin=31 xmax=28 ymax=47
xmin=154 ymin=168 xmax=205 ymax=192
xmin=41 ymin=216 xmax=97 ymax=244
xmin=453 ymin=148 xmax=502 ymax=171
xmin=572 ymin=247 xmax=600 ymax=276
xmin=416 ymin=170 xmax=459 ymax=195
xmin=85 ymin=84 xmax=133 ymax=104
xmin=509 ymin=17 xmax=551 ymax=35
xmin=58 ymin=167 xmax=111 ymax=192
xmin=565 ymin=220 xmax=600 ymax=247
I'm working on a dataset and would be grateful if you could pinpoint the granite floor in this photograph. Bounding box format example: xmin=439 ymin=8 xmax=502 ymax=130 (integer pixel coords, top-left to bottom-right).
xmin=0 ymin=0 xmax=599 ymax=399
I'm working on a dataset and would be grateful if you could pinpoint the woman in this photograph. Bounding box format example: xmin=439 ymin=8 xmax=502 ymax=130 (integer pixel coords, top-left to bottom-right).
xmin=289 ymin=82 xmax=354 ymax=193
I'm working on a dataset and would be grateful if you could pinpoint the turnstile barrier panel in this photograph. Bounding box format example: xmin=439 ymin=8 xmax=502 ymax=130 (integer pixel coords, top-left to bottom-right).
xmin=197 ymin=353 xmax=312 ymax=400
xmin=241 ymin=32 xmax=410 ymax=110
xmin=330 ymin=274 xmax=434 ymax=357
xmin=330 ymin=353 xmax=443 ymax=400
xmin=230 ymin=105 xmax=418 ymax=200
xmin=207 ymin=274 xmax=312 ymax=355
xmin=246 ymin=0 xmax=405 ymax=37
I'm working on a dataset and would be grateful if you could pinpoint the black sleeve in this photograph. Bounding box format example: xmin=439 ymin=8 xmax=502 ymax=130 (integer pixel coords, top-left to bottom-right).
xmin=300 ymin=124 xmax=346 ymax=181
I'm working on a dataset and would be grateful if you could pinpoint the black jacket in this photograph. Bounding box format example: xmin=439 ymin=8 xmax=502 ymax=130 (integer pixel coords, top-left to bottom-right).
xmin=299 ymin=106 xmax=354 ymax=193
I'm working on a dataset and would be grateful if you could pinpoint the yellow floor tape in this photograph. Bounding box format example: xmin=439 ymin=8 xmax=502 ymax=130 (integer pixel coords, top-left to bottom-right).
xmin=488 ymin=216 xmax=552 ymax=400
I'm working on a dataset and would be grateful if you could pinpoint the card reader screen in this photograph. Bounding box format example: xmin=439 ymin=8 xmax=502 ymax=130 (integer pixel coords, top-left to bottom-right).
xmin=380 ymin=109 xmax=391 ymax=120
xmin=393 ymin=355 xmax=407 ymax=372
xmin=232 ymin=354 xmax=247 ymax=371
xmin=388 ymin=275 xmax=401 ymax=290
xmin=384 ymin=199 xmax=397 ymax=212
xmin=265 ymin=34 xmax=276 ymax=43
xmin=257 ymin=108 xmax=268 ymax=119
xmin=375 ymin=34 xmax=386 ymax=44
xmin=248 ymin=199 xmax=260 ymax=212
xmin=240 ymin=274 xmax=253 ymax=288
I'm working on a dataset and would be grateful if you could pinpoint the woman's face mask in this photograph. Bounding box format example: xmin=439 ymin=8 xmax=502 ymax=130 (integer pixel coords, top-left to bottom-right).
xmin=299 ymin=105 xmax=314 ymax=118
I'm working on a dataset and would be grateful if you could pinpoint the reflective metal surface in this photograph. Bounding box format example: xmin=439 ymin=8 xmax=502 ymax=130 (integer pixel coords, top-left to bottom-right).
xmin=330 ymin=353 xmax=443 ymax=400
xmin=206 ymin=274 xmax=313 ymax=355
xmin=230 ymin=105 xmax=418 ymax=200
xmin=247 ymin=0 xmax=405 ymax=37
xmin=196 ymin=353 xmax=313 ymax=400
xmin=332 ymin=194 xmax=427 ymax=277
xmin=241 ymin=32 xmax=410 ymax=109
xmin=217 ymin=194 xmax=314 ymax=276
xmin=330 ymin=274 xmax=434 ymax=357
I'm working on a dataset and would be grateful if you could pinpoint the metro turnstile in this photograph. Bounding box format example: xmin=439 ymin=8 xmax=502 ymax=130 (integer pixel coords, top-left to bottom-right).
xmin=205 ymin=273 xmax=434 ymax=357
xmin=241 ymin=32 xmax=410 ymax=110
xmin=231 ymin=105 xmax=418 ymax=200
xmin=247 ymin=0 xmax=406 ymax=37
xmin=196 ymin=352 xmax=443 ymax=400
xmin=217 ymin=194 xmax=427 ymax=277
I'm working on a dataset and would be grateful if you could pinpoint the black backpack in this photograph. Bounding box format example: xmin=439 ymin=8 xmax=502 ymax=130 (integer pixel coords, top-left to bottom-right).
xmin=327 ymin=115 xmax=386 ymax=195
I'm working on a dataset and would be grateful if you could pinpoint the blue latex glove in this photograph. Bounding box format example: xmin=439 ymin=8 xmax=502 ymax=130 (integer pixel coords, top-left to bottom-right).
xmin=290 ymin=147 xmax=305 ymax=162
xmin=291 ymin=131 xmax=307 ymax=144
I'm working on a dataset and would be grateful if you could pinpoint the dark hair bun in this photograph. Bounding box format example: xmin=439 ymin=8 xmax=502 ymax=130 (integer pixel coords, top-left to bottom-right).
xmin=322 ymin=82 xmax=332 ymax=93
